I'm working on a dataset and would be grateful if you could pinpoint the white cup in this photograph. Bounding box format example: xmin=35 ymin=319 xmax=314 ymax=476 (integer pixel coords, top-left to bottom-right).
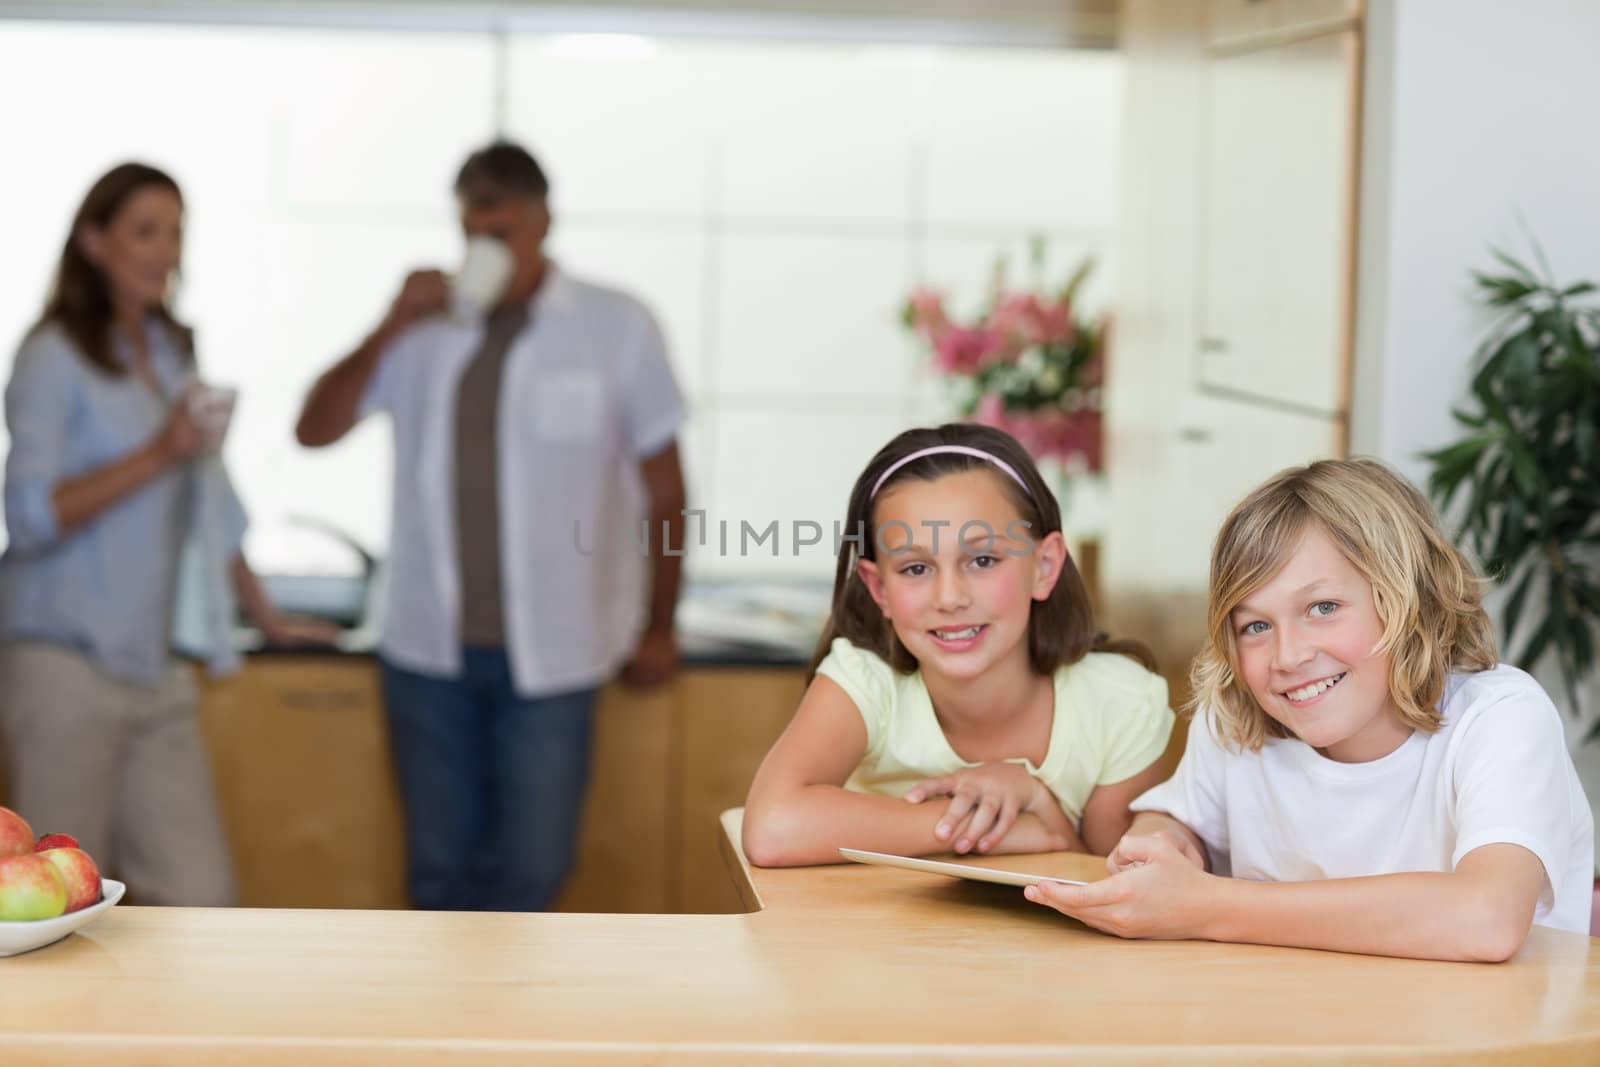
xmin=449 ymin=236 xmax=515 ymax=321
xmin=185 ymin=383 xmax=238 ymax=452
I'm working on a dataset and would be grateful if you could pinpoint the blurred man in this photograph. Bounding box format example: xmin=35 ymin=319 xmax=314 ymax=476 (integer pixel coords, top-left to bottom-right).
xmin=296 ymin=141 xmax=686 ymax=911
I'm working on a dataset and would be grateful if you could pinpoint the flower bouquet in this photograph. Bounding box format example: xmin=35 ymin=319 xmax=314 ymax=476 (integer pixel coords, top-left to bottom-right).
xmin=903 ymin=255 xmax=1105 ymax=474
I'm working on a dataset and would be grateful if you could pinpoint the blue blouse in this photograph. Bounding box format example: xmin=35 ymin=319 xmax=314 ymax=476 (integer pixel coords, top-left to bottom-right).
xmin=0 ymin=319 xmax=247 ymax=685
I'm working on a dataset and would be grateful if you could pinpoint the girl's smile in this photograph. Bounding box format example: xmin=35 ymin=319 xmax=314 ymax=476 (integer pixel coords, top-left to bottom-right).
xmin=927 ymin=622 xmax=989 ymax=653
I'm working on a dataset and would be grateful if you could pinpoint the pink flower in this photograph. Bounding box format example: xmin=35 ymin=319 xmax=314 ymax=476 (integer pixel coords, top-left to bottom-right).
xmin=1034 ymin=298 xmax=1076 ymax=346
xmin=992 ymin=294 xmax=1076 ymax=348
xmin=905 ymin=287 xmax=950 ymax=339
xmin=933 ymin=325 xmax=1004 ymax=374
xmin=990 ymin=409 xmax=1104 ymax=474
xmin=974 ymin=392 xmax=1007 ymax=427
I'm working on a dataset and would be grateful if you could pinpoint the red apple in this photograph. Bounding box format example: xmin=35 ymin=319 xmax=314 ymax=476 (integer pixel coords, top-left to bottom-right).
xmin=40 ymin=848 xmax=100 ymax=913
xmin=0 ymin=853 xmax=67 ymax=920
xmin=33 ymin=833 xmax=81 ymax=852
xmin=0 ymin=806 xmax=35 ymax=858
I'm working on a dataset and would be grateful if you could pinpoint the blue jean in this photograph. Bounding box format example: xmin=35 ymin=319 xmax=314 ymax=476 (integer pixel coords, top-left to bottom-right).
xmin=380 ymin=648 xmax=597 ymax=912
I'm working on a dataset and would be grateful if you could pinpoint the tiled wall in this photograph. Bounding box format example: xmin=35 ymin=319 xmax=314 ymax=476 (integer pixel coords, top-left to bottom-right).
xmin=0 ymin=21 xmax=1122 ymax=581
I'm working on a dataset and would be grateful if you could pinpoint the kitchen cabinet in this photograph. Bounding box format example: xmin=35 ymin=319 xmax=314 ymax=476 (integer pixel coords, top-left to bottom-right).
xmin=1101 ymin=0 xmax=1356 ymax=692
xmin=199 ymin=658 xmax=406 ymax=909
xmin=1198 ymin=27 xmax=1360 ymax=416
xmin=1208 ymin=0 xmax=1359 ymax=47
xmin=190 ymin=655 xmax=803 ymax=914
xmin=675 ymin=669 xmax=807 ymax=912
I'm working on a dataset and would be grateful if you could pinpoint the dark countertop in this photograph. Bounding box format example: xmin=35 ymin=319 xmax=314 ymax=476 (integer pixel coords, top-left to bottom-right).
xmin=235 ymin=631 xmax=809 ymax=670
xmin=225 ymin=576 xmax=826 ymax=671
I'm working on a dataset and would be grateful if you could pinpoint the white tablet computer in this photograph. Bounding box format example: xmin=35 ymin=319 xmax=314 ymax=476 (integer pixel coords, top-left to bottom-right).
xmin=838 ymin=847 xmax=1087 ymax=888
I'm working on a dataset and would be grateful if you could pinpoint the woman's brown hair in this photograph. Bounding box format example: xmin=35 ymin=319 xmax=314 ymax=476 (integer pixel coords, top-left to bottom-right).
xmin=35 ymin=162 xmax=193 ymax=373
xmin=809 ymin=423 xmax=1154 ymax=678
xmin=1190 ymin=457 xmax=1498 ymax=751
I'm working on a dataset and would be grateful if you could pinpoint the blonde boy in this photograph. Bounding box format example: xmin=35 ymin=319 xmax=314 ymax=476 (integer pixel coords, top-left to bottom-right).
xmin=1027 ymin=458 xmax=1593 ymax=961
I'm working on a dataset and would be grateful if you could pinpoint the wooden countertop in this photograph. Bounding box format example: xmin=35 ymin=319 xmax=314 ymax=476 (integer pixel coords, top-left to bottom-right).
xmin=1 ymin=809 xmax=1596 ymax=1065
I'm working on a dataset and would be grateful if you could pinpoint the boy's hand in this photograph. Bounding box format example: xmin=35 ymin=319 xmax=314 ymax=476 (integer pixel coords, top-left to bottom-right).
xmin=1108 ymin=822 xmax=1207 ymax=874
xmin=905 ymin=762 xmax=1054 ymax=855
xmin=1024 ymin=835 xmax=1217 ymax=939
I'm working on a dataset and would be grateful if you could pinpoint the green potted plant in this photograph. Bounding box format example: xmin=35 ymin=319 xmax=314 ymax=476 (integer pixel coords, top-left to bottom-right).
xmin=1424 ymin=248 xmax=1599 ymax=738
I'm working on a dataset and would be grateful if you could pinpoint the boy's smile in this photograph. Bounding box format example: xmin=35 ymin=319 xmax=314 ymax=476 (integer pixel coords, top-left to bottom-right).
xmin=1231 ymin=524 xmax=1413 ymax=763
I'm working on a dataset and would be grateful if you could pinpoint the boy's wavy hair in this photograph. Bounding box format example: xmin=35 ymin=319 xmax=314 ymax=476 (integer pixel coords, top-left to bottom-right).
xmin=1190 ymin=457 xmax=1497 ymax=750
xmin=809 ymin=423 xmax=1154 ymax=678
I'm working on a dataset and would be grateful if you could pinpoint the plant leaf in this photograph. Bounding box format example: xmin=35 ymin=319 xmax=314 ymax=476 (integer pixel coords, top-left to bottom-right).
xmin=1502 ymin=562 xmax=1536 ymax=648
xmin=1490 ymin=246 xmax=1542 ymax=286
xmin=1472 ymin=272 xmax=1538 ymax=308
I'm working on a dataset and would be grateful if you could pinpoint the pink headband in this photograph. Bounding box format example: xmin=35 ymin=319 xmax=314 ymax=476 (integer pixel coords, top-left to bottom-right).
xmin=869 ymin=445 xmax=1032 ymax=500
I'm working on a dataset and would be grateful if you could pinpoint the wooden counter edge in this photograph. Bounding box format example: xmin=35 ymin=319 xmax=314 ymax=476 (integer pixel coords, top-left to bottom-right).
xmin=717 ymin=808 xmax=764 ymax=913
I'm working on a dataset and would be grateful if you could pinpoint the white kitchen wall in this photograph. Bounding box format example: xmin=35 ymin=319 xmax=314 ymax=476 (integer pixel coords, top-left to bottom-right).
xmin=511 ymin=39 xmax=1122 ymax=577
xmin=0 ymin=19 xmax=1122 ymax=581
xmin=1351 ymin=0 xmax=1600 ymax=819
xmin=1351 ymin=0 xmax=1600 ymax=483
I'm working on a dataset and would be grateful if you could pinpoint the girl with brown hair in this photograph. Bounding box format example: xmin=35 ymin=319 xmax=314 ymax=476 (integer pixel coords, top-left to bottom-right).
xmin=743 ymin=423 xmax=1172 ymax=867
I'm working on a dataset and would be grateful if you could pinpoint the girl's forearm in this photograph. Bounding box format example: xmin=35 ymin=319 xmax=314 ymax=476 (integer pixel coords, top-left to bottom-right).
xmin=1022 ymin=794 xmax=1086 ymax=854
xmin=743 ymin=785 xmax=1070 ymax=867
xmin=743 ymin=786 xmax=949 ymax=866
xmin=1202 ymin=872 xmax=1531 ymax=962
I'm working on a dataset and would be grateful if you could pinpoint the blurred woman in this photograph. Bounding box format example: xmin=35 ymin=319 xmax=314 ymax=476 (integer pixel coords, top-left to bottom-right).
xmin=0 ymin=162 xmax=334 ymax=905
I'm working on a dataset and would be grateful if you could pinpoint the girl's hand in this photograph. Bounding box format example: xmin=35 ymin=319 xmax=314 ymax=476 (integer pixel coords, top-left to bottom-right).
xmin=1024 ymin=835 xmax=1217 ymax=940
xmin=1108 ymin=823 xmax=1208 ymax=874
xmin=905 ymin=762 xmax=1053 ymax=855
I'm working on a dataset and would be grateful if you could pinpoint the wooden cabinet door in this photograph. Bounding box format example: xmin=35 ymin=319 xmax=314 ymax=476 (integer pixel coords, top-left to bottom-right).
xmin=677 ymin=669 xmax=806 ymax=913
xmin=1197 ymin=28 xmax=1359 ymax=417
xmin=197 ymin=658 xmax=408 ymax=909
xmin=195 ymin=660 xmax=802 ymax=914
xmin=553 ymin=680 xmax=676 ymax=914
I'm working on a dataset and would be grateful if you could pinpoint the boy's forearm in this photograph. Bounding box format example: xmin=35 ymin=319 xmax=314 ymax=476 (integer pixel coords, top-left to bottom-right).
xmin=1201 ymin=873 xmax=1529 ymax=962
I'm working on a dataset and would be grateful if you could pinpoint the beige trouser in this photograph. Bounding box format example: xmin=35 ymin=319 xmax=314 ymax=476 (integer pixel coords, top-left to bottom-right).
xmin=0 ymin=641 xmax=237 ymax=906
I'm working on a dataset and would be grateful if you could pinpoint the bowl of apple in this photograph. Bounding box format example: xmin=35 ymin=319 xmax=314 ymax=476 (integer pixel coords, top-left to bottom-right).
xmin=0 ymin=805 xmax=124 ymax=957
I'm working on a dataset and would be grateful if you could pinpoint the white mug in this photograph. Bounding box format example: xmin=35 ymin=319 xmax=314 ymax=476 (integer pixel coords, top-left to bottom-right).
xmin=185 ymin=382 xmax=238 ymax=452
xmin=449 ymin=236 xmax=515 ymax=321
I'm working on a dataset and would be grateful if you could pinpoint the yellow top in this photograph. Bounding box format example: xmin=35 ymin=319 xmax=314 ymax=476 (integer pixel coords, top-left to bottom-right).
xmin=816 ymin=637 xmax=1174 ymax=821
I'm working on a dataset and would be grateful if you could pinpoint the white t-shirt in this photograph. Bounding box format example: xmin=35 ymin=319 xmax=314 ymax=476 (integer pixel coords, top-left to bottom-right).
xmin=1132 ymin=665 xmax=1594 ymax=934
xmin=361 ymin=265 xmax=685 ymax=697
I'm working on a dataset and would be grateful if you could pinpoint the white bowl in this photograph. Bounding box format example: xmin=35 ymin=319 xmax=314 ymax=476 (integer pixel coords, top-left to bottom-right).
xmin=0 ymin=878 xmax=125 ymax=957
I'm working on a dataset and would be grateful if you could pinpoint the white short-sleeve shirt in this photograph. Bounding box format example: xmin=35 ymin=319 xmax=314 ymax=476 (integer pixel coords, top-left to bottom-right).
xmin=1132 ymin=665 xmax=1595 ymax=934
xmin=361 ymin=265 xmax=685 ymax=696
